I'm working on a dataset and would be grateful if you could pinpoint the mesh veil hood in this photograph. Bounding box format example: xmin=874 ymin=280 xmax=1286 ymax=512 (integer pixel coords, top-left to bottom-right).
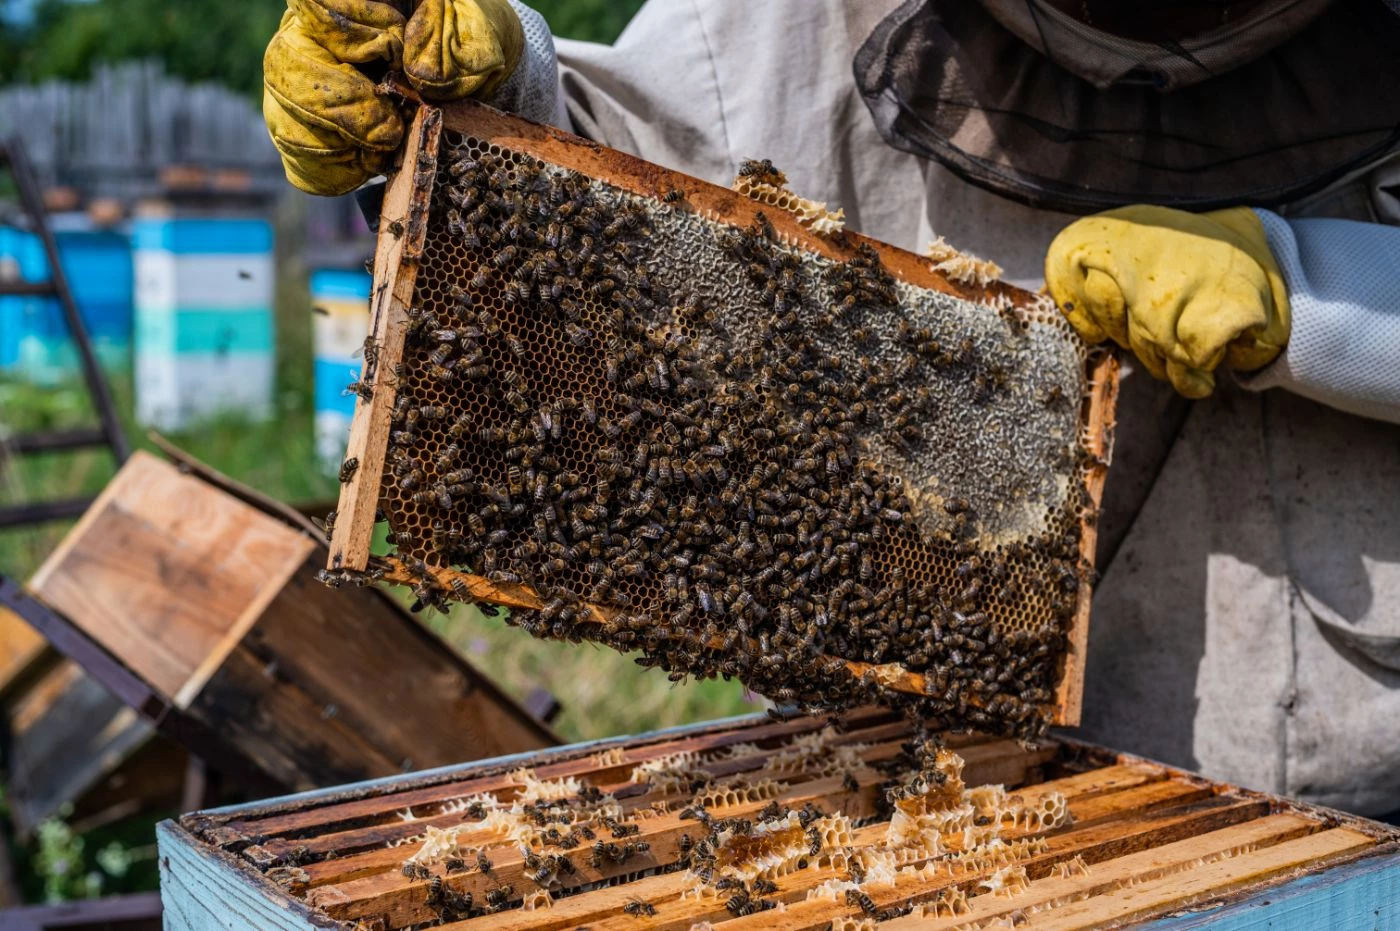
xmin=854 ymin=0 xmax=1400 ymax=213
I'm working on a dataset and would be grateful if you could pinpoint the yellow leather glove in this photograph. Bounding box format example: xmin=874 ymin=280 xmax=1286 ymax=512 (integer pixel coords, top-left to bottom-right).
xmin=1044 ymin=206 xmax=1290 ymax=399
xmin=263 ymin=11 xmax=404 ymax=196
xmin=404 ymin=0 xmax=524 ymax=100
xmin=263 ymin=0 xmax=524 ymax=196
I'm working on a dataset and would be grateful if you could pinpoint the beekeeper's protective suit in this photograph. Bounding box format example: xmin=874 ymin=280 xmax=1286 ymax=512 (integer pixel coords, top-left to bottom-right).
xmin=263 ymin=0 xmax=1400 ymax=814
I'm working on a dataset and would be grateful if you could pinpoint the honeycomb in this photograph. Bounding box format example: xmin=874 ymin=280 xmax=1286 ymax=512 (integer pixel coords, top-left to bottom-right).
xmin=340 ymin=128 xmax=1104 ymax=739
xmin=733 ymin=158 xmax=846 ymax=235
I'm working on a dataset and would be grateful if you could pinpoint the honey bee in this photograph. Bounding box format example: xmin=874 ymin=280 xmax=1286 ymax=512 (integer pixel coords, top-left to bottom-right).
xmin=725 ymin=890 xmax=756 ymax=917
xmin=624 ymin=898 xmax=657 ymax=917
xmin=338 ymin=457 xmax=359 ymax=483
xmin=358 ymin=334 xmax=381 ymax=370
xmin=401 ymin=861 xmax=430 ymax=881
xmin=343 ymin=378 xmax=373 ymax=401
xmin=484 ymin=884 xmax=513 ymax=912
xmin=846 ymin=889 xmax=879 ymax=916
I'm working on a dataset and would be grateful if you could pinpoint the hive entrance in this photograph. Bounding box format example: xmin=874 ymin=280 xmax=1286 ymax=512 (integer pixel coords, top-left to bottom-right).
xmin=327 ymin=102 xmax=1117 ymax=739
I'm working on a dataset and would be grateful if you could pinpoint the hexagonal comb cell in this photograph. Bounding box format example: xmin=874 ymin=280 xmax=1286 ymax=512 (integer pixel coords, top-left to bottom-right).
xmin=327 ymin=103 xmax=1117 ymax=740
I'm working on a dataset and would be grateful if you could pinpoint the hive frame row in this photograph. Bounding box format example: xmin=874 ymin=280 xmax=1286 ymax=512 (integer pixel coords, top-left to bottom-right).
xmin=160 ymin=708 xmax=1400 ymax=930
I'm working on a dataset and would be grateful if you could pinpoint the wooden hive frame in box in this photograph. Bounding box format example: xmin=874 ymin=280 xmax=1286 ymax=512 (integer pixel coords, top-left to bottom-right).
xmin=158 ymin=710 xmax=1400 ymax=930
xmin=328 ymin=100 xmax=1119 ymax=730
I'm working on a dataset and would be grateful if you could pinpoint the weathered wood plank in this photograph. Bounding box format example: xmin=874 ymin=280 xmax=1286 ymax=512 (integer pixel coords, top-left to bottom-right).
xmin=4 ymin=658 xmax=157 ymax=835
xmin=0 ymin=604 xmax=48 ymax=692
xmin=1146 ymin=844 xmax=1400 ymax=930
xmin=1017 ymin=828 xmax=1375 ymax=929
xmin=1056 ymin=348 xmax=1119 ymax=726
xmin=29 ymin=451 xmax=313 ymax=705
xmin=328 ymin=105 xmax=442 ymax=572
xmin=157 ymin=821 xmax=320 ymax=931
xmin=881 ymin=814 xmax=1323 ymax=930
xmin=187 ymin=634 xmax=405 ymax=792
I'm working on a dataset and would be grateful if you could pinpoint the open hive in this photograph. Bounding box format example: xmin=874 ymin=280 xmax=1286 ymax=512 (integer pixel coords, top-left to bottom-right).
xmin=326 ymin=100 xmax=1118 ymax=737
xmin=160 ymin=709 xmax=1400 ymax=930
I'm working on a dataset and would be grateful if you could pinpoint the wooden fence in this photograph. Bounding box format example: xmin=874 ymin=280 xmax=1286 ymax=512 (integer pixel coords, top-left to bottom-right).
xmin=0 ymin=61 xmax=283 ymax=202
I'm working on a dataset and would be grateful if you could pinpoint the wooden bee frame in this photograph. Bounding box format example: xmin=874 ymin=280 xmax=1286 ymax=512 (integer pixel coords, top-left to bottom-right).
xmin=158 ymin=710 xmax=1400 ymax=930
xmin=329 ymin=101 xmax=1119 ymax=727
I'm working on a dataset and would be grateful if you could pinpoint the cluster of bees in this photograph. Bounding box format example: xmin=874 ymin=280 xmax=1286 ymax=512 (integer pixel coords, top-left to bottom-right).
xmin=372 ymin=721 xmax=1046 ymax=923
xmin=673 ymin=797 xmax=837 ymax=917
xmin=346 ymin=136 xmax=1091 ymax=739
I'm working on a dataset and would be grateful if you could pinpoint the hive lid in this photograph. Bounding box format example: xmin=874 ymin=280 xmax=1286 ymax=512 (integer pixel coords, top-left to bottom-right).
xmin=326 ymin=102 xmax=1118 ymax=735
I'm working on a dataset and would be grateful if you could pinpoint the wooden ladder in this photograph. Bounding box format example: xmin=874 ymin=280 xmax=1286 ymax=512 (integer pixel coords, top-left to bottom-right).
xmin=0 ymin=135 xmax=130 ymax=529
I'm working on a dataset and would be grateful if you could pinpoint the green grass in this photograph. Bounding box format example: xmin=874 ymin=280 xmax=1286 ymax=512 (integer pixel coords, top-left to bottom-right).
xmin=429 ymin=606 xmax=757 ymax=743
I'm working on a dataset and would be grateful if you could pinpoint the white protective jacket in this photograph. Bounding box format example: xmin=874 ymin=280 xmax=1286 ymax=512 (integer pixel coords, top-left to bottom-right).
xmin=499 ymin=0 xmax=1400 ymax=814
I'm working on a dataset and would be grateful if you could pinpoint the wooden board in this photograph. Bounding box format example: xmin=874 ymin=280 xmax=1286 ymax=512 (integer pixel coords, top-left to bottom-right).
xmin=3 ymin=657 xmax=159 ymax=836
xmin=30 ymin=451 xmax=314 ymax=707
xmin=0 ymin=891 xmax=163 ymax=931
xmin=327 ymin=105 xmax=441 ymax=572
xmin=8 ymin=444 xmax=558 ymax=814
xmin=157 ymin=713 xmax=1400 ymax=931
xmin=179 ymin=557 xmax=556 ymax=792
xmin=0 ymin=603 xmax=48 ymax=692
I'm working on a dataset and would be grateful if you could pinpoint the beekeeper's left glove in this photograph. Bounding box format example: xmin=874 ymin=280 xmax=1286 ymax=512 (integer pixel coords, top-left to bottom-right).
xmin=1044 ymin=205 xmax=1290 ymax=398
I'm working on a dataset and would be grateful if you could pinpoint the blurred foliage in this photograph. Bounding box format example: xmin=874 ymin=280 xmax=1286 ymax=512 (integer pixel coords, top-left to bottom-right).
xmin=0 ymin=0 xmax=647 ymax=95
xmin=0 ymin=0 xmax=284 ymax=94
xmin=530 ymin=0 xmax=645 ymax=44
xmin=0 ymin=788 xmax=159 ymax=904
xmin=25 ymin=810 xmax=158 ymax=903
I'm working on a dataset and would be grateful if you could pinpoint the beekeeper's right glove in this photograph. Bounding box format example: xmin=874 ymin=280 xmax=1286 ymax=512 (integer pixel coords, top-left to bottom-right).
xmin=263 ymin=0 xmax=524 ymax=196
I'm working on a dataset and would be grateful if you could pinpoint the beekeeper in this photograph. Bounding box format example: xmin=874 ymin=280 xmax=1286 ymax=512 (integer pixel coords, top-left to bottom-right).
xmin=263 ymin=0 xmax=1400 ymax=815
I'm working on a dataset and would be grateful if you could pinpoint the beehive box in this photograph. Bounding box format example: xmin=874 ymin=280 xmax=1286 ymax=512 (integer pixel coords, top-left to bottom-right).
xmin=157 ymin=708 xmax=1400 ymax=930
xmin=133 ymin=214 xmax=276 ymax=429
xmin=313 ymin=266 xmax=375 ymax=470
xmin=326 ymin=101 xmax=1119 ymax=739
xmin=15 ymin=449 xmax=557 ymax=794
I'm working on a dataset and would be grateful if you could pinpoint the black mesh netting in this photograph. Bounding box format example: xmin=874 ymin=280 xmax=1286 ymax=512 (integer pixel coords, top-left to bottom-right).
xmin=854 ymin=0 xmax=1400 ymax=213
